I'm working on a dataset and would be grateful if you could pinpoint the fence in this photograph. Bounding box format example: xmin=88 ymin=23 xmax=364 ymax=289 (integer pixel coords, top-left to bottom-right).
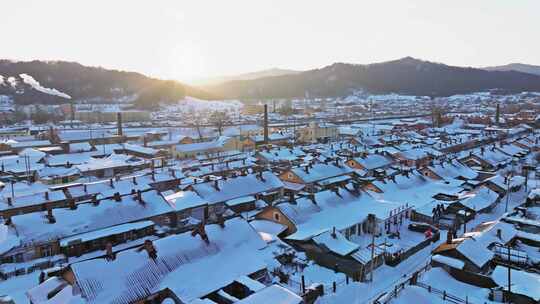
xmin=414 ymin=282 xmax=473 ymax=304
xmin=372 ymin=263 xmax=479 ymax=304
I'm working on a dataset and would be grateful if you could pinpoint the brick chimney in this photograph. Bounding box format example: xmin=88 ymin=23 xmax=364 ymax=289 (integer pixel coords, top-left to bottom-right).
xmin=117 ymin=112 xmax=123 ymax=137
xmin=263 ymin=104 xmax=269 ymax=145
xmin=143 ymin=239 xmax=157 ymax=260
xmin=136 ymin=190 xmax=144 ymax=204
xmin=47 ymin=208 xmax=56 ymax=224
xmin=191 ymin=223 xmax=210 ymax=244
xmin=105 ymin=242 xmax=115 ymax=261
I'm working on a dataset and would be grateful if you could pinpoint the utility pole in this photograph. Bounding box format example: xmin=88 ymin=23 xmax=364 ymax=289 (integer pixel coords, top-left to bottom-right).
xmin=369 ymin=233 xmax=375 ymax=282
xmin=368 ymin=213 xmax=376 ymax=282
xmin=505 ymin=172 xmax=512 ymax=213
xmin=507 ymin=246 xmax=512 ymax=295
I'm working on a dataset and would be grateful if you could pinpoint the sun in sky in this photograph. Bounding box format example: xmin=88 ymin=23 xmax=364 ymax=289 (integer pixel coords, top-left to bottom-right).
xmin=166 ymin=41 xmax=208 ymax=81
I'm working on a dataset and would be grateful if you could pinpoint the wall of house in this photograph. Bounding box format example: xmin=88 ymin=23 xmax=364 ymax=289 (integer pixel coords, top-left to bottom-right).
xmin=346 ymin=159 xmax=365 ymax=171
xmin=279 ymin=171 xmax=304 ymax=185
xmin=256 ymin=207 xmax=296 ymax=236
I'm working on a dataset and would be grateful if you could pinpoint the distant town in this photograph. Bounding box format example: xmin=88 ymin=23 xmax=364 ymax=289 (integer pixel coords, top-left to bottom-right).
xmin=0 ymin=90 xmax=539 ymax=304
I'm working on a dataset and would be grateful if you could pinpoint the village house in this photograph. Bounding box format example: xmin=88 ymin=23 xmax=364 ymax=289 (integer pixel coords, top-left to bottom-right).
xmin=58 ymin=217 xmax=270 ymax=303
xmin=256 ymin=147 xmax=307 ymax=165
xmin=394 ymin=146 xmax=443 ymax=168
xmin=186 ymin=171 xmax=284 ymax=220
xmin=297 ymin=122 xmax=338 ymax=143
xmin=0 ymin=190 xmax=175 ymax=270
xmin=278 ymin=161 xmax=354 ymax=193
xmin=256 ymin=187 xmax=401 ymax=280
xmin=432 ymin=221 xmax=517 ymax=281
xmin=345 ymin=153 xmax=394 ymax=177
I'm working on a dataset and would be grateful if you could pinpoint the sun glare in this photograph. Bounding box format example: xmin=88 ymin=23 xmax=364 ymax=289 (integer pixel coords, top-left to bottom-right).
xmin=168 ymin=41 xmax=207 ymax=81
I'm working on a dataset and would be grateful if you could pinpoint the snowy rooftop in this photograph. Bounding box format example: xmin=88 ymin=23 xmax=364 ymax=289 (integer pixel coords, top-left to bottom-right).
xmin=280 ymin=188 xmax=400 ymax=241
xmin=70 ymin=217 xmax=267 ymax=303
xmin=190 ymin=171 xmax=283 ymax=205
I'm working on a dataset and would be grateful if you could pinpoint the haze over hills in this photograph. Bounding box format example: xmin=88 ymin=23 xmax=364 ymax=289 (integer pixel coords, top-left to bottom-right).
xmin=190 ymin=68 xmax=301 ymax=86
xmin=204 ymin=57 xmax=540 ymax=99
xmin=0 ymin=60 xmax=215 ymax=109
xmin=483 ymin=63 xmax=540 ymax=76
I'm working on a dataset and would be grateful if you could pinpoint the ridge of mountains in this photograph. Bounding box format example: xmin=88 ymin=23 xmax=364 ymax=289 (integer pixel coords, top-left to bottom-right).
xmin=203 ymin=57 xmax=540 ymax=99
xmin=0 ymin=60 xmax=214 ymax=109
xmin=1 ymin=58 xmax=540 ymax=108
xmin=483 ymin=63 xmax=540 ymax=76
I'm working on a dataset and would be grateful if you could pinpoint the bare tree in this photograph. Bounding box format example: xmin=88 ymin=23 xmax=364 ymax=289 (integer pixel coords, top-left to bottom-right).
xmin=209 ymin=111 xmax=230 ymax=136
xmin=191 ymin=113 xmax=204 ymax=140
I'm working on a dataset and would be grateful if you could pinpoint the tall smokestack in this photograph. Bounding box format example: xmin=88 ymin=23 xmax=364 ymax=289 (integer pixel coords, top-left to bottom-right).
xmin=117 ymin=112 xmax=123 ymax=137
xmin=70 ymin=103 xmax=75 ymax=127
xmin=264 ymin=104 xmax=269 ymax=145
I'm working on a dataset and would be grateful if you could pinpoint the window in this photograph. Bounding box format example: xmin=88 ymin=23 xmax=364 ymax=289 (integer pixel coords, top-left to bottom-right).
xmin=350 ymin=225 xmax=357 ymax=236
xmin=273 ymin=212 xmax=280 ymax=221
xmin=41 ymin=246 xmax=53 ymax=257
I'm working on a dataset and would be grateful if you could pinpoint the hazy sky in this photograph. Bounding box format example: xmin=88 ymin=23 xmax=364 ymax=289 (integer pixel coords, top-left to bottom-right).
xmin=2 ymin=0 xmax=539 ymax=82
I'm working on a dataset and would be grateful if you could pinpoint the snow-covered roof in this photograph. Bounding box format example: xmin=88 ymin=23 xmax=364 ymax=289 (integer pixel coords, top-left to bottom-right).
xmin=432 ymin=254 xmax=464 ymax=269
xmin=428 ymin=159 xmax=477 ymax=181
xmin=290 ymin=163 xmax=353 ymax=184
xmin=8 ymin=140 xmax=51 ymax=149
xmin=26 ymin=277 xmax=84 ymax=304
xmin=38 ymin=166 xmax=80 ymax=179
xmin=59 ymin=221 xmax=154 ymax=247
xmin=351 ymin=154 xmax=393 ymax=170
xmin=18 ymin=148 xmax=46 ymax=159
xmin=370 ymin=171 xmax=463 ymax=209
xmin=190 ymin=171 xmax=283 ymax=205
xmin=459 ymin=186 xmax=499 ymax=212
xmin=456 ymin=221 xmax=516 ymax=268
xmin=0 ymin=155 xmax=45 ymax=173
xmin=67 ymin=177 xmax=152 ymax=200
xmin=398 ymin=146 xmax=442 ymax=160
xmin=0 ymin=223 xmax=20 ymax=255
xmin=121 ymin=143 xmax=159 ymax=156
xmin=12 ymin=190 xmax=173 ymax=244
xmin=492 ymin=266 xmax=540 ymax=301
xmin=0 ymin=187 xmax=66 ymax=211
xmin=75 ymin=154 xmax=143 ymax=172
xmin=71 ymin=217 xmax=267 ymax=303
xmin=312 ymin=230 xmax=359 ymax=256
xmin=164 ymin=190 xmax=207 ymax=211
xmin=258 ymin=147 xmax=306 ymax=162
xmin=175 ymin=139 xmax=225 ymax=153
xmin=236 ymin=285 xmax=302 ymax=304
xmin=46 ymin=152 xmax=98 ymax=166
xmin=281 ymin=188 xmax=399 ymax=241
xmin=69 ymin=142 xmax=93 ymax=153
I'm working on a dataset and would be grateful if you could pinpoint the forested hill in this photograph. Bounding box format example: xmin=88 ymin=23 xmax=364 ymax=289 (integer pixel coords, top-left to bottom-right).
xmin=0 ymin=60 xmax=215 ymax=109
xmin=204 ymin=57 xmax=540 ymax=99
